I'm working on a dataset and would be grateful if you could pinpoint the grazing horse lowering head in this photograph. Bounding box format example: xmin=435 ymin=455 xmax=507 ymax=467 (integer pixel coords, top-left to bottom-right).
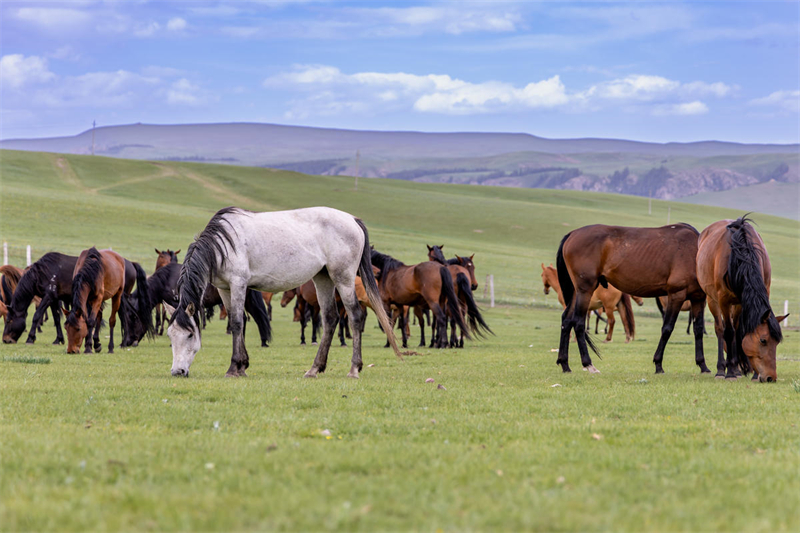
xmin=541 ymin=263 xmax=556 ymax=295
xmin=280 ymin=289 xmax=297 ymax=308
xmin=64 ymin=306 xmax=89 ymax=353
xmin=740 ymin=311 xmax=787 ymax=382
xmin=166 ymin=302 xmax=201 ymax=377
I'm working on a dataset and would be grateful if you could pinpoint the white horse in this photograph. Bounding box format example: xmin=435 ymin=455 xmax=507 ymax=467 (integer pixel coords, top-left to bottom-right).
xmin=166 ymin=206 xmax=400 ymax=378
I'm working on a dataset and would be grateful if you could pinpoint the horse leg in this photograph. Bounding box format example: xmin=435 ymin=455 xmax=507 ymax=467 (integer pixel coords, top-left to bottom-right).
xmin=337 ymin=306 xmax=347 ymax=347
xmin=571 ymin=292 xmax=598 ymax=372
xmin=690 ymin=298 xmax=710 ymax=373
xmin=107 ymin=293 xmax=122 ymax=354
xmin=397 ymin=308 xmax=409 ymax=349
xmin=652 ymin=295 xmax=683 ymax=374
xmin=722 ymin=318 xmax=739 ymax=380
xmin=155 ymin=303 xmax=162 ymax=336
xmin=51 ymin=297 xmax=65 ymax=345
xmin=219 ymin=287 xmax=249 ymax=378
xmin=415 ymin=306 xmax=426 ymax=347
xmin=26 ymin=295 xmax=52 ymax=344
xmin=305 ymin=274 xmax=338 ymax=378
xmin=429 ymin=303 xmax=447 ymax=349
xmin=603 ymin=303 xmax=615 ymax=343
xmin=336 ymin=284 xmax=365 ymax=378
xmin=83 ymin=318 xmax=95 ymax=354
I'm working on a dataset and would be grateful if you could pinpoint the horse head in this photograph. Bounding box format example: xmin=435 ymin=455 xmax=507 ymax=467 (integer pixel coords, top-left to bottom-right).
xmin=166 ymin=301 xmax=201 ymax=377
xmin=741 ymin=311 xmax=788 ymax=383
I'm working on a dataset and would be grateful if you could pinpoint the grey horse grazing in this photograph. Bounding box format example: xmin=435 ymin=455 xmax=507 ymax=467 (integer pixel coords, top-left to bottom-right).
xmin=167 ymin=206 xmax=401 ymax=378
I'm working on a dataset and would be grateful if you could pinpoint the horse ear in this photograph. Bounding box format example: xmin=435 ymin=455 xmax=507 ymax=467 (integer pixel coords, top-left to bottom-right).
xmin=426 ymin=245 xmax=432 ymax=251
xmin=439 ymin=245 xmax=445 ymax=250
xmin=469 ymin=254 xmax=474 ymax=260
xmin=456 ymin=256 xmax=465 ymax=265
xmin=175 ymin=249 xmax=181 ymax=255
xmin=186 ymin=302 xmax=196 ymax=317
xmin=541 ymin=263 xmax=546 ymax=270
xmin=549 ymin=263 xmax=554 ymax=268
xmin=155 ymin=248 xmax=161 ymax=254
xmin=775 ymin=313 xmax=789 ymax=323
xmin=163 ymin=302 xmax=176 ymax=316
xmin=74 ymin=307 xmax=82 ymax=318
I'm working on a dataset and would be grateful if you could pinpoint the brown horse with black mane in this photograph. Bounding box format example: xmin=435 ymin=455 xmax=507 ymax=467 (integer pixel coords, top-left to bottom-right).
xmin=65 ymin=247 xmax=153 ymax=354
xmin=697 ymin=217 xmax=786 ymax=382
xmin=154 ymin=248 xmax=180 ymax=335
xmin=556 ymin=223 xmax=710 ymax=374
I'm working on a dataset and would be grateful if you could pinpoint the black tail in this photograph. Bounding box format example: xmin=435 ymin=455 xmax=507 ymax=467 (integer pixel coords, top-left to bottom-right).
xmin=617 ymin=293 xmax=636 ymax=340
xmin=456 ymin=272 xmax=493 ymax=338
xmin=556 ymin=233 xmax=574 ymax=311
xmin=132 ymin=262 xmax=155 ymax=340
xmin=440 ymin=266 xmax=471 ymax=342
xmin=556 ymin=232 xmax=599 ymax=357
xmin=244 ymin=289 xmax=271 ymax=346
xmin=354 ymin=218 xmax=401 ymax=358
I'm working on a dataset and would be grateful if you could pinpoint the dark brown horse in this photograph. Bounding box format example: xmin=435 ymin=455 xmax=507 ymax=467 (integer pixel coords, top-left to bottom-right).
xmin=154 ymin=249 xmax=180 ymax=335
xmin=556 ymin=224 xmax=710 ymax=374
xmin=697 ymin=217 xmax=786 ymax=382
xmin=372 ymin=249 xmax=468 ymax=348
xmin=0 ymin=265 xmax=24 ymax=321
xmin=281 ymin=281 xmax=354 ymax=346
xmin=65 ymin=248 xmax=152 ymax=354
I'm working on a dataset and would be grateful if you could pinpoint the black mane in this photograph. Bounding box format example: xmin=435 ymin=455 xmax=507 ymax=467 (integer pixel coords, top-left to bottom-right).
xmin=428 ymin=245 xmax=447 ymax=265
xmin=9 ymin=253 xmax=61 ymax=313
xmin=727 ymin=216 xmax=781 ymax=344
xmin=176 ymin=207 xmax=242 ymax=329
xmin=68 ymin=247 xmax=104 ymax=324
xmin=370 ymin=249 xmax=406 ymax=276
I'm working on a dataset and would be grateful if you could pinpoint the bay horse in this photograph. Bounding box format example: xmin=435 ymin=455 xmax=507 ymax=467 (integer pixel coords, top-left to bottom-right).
xmin=556 ymin=223 xmax=710 ymax=374
xmin=426 ymin=245 xmax=491 ymax=347
xmin=656 ymin=297 xmax=694 ymax=335
xmin=281 ymin=280 xmax=359 ymax=347
xmin=65 ymin=248 xmax=153 ymax=354
xmin=0 ymin=265 xmax=24 ymax=320
xmin=371 ymin=248 xmax=467 ymax=348
xmin=541 ymin=263 xmax=635 ymax=343
xmin=697 ymin=217 xmax=786 ymax=382
xmin=167 ymin=206 xmax=399 ymax=378
xmin=3 ymin=253 xmax=78 ymax=345
xmin=154 ymin=248 xmax=180 ymax=335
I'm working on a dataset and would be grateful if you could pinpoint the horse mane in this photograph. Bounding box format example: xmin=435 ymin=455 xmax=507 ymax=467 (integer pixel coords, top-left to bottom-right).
xmin=9 ymin=254 xmax=60 ymax=312
xmin=0 ymin=265 xmax=22 ymax=303
xmin=673 ymin=222 xmax=700 ymax=235
xmin=726 ymin=216 xmax=781 ymax=343
xmin=370 ymin=249 xmax=405 ymax=276
xmin=176 ymin=207 xmax=242 ymax=329
xmin=68 ymin=247 xmax=104 ymax=324
xmin=447 ymin=255 xmax=466 ymax=266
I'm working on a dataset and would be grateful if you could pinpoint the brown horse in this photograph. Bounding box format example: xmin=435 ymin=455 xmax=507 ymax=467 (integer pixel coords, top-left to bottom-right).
xmin=697 ymin=217 xmax=786 ymax=382
xmin=541 ymin=263 xmax=635 ymax=343
xmin=372 ymin=249 xmax=467 ymax=348
xmin=65 ymin=247 xmax=152 ymax=354
xmin=154 ymin=249 xmax=180 ymax=335
xmin=0 ymin=265 xmax=24 ymax=320
xmin=656 ymin=297 xmax=694 ymax=335
xmin=556 ymin=224 xmax=709 ymax=374
xmin=281 ymin=281 xmax=360 ymax=346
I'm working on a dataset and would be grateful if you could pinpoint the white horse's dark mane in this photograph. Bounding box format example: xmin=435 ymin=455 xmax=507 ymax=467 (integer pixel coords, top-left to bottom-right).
xmin=176 ymin=207 xmax=243 ymax=329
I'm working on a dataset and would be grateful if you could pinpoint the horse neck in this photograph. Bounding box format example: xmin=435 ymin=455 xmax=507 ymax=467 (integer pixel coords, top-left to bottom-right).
xmin=10 ymin=268 xmax=41 ymax=311
xmin=545 ymin=268 xmax=565 ymax=303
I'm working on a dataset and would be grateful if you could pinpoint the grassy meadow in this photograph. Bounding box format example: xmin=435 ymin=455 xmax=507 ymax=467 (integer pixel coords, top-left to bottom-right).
xmin=1 ymin=149 xmax=799 ymax=531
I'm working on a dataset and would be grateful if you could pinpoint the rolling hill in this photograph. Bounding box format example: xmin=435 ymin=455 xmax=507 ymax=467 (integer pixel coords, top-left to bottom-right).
xmin=2 ymin=122 xmax=798 ymax=201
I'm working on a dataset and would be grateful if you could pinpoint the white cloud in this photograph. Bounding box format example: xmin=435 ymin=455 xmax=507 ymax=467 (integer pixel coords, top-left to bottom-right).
xmin=580 ymin=75 xmax=733 ymax=104
xmin=33 ymin=70 xmax=160 ymax=108
xmin=750 ymin=90 xmax=800 ymax=113
xmin=49 ymin=46 xmax=82 ymax=62
xmin=0 ymin=55 xmax=56 ymax=89
xmin=167 ymin=17 xmax=188 ymax=32
xmin=363 ymin=6 xmax=521 ymax=35
xmin=653 ymin=101 xmax=709 ymax=116
xmin=166 ymin=78 xmax=211 ymax=106
xmin=14 ymin=7 xmax=91 ymax=30
xmin=134 ymin=21 xmax=161 ymax=38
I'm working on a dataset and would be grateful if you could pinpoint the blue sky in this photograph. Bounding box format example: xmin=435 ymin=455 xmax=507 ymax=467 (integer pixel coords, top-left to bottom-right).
xmin=1 ymin=1 xmax=798 ymax=143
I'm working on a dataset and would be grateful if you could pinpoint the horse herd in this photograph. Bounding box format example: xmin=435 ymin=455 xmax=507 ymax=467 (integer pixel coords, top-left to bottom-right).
xmin=0 ymin=206 xmax=787 ymax=384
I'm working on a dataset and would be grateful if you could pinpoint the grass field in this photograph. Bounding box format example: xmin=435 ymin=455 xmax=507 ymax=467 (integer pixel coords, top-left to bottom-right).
xmin=1 ymin=149 xmax=799 ymax=531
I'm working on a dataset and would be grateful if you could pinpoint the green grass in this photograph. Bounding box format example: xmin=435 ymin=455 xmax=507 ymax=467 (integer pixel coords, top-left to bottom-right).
xmin=1 ymin=149 xmax=799 ymax=531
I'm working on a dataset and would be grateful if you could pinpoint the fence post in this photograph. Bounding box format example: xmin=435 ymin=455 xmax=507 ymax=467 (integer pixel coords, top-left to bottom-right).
xmin=489 ymin=274 xmax=495 ymax=308
xmin=483 ymin=274 xmax=489 ymax=299
xmin=2 ymin=242 xmax=6 ymax=265
xmin=784 ymin=300 xmax=789 ymax=327
xmin=26 ymin=245 xmax=31 ymax=266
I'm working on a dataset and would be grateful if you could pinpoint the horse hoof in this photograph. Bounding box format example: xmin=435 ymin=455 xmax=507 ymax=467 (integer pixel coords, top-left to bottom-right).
xmin=312 ymin=342 xmax=318 ymax=346
xmin=225 ymin=372 xmax=238 ymax=378
xmin=586 ymin=365 xmax=601 ymax=374
xmin=715 ymin=374 xmax=725 ymax=379
xmin=725 ymin=376 xmax=738 ymax=381
xmin=346 ymin=372 xmax=359 ymax=379
xmin=26 ymin=340 xmax=35 ymax=345
xmin=602 ymin=339 xmax=611 ymax=344
xmin=304 ymin=370 xmax=318 ymax=378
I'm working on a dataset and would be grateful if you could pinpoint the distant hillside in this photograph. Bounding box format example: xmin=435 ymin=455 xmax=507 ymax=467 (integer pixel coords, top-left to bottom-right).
xmin=682 ymin=181 xmax=800 ymax=220
xmin=2 ymin=122 xmax=797 ymax=200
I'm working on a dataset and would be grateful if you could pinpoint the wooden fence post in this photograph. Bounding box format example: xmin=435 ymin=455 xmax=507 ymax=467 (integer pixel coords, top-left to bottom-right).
xmin=784 ymin=301 xmax=789 ymax=327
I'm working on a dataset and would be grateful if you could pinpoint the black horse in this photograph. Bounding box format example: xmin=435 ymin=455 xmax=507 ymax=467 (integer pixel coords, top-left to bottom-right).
xmin=3 ymin=252 xmax=77 ymax=344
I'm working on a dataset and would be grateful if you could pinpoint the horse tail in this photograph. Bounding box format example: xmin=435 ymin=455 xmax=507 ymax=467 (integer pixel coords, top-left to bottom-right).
xmin=132 ymin=262 xmax=155 ymax=340
xmin=556 ymin=232 xmax=574 ymax=310
xmin=618 ymin=293 xmax=635 ymax=340
xmin=354 ymin=218 xmax=402 ymax=359
xmin=244 ymin=288 xmax=271 ymax=346
xmin=456 ymin=272 xmax=493 ymax=338
xmin=440 ymin=266 xmax=471 ymax=341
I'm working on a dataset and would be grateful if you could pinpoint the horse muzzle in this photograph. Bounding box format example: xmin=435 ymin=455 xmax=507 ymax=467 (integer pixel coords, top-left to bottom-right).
xmin=171 ymin=368 xmax=189 ymax=377
xmin=2 ymin=337 xmax=16 ymax=344
xmin=759 ymin=375 xmax=776 ymax=383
